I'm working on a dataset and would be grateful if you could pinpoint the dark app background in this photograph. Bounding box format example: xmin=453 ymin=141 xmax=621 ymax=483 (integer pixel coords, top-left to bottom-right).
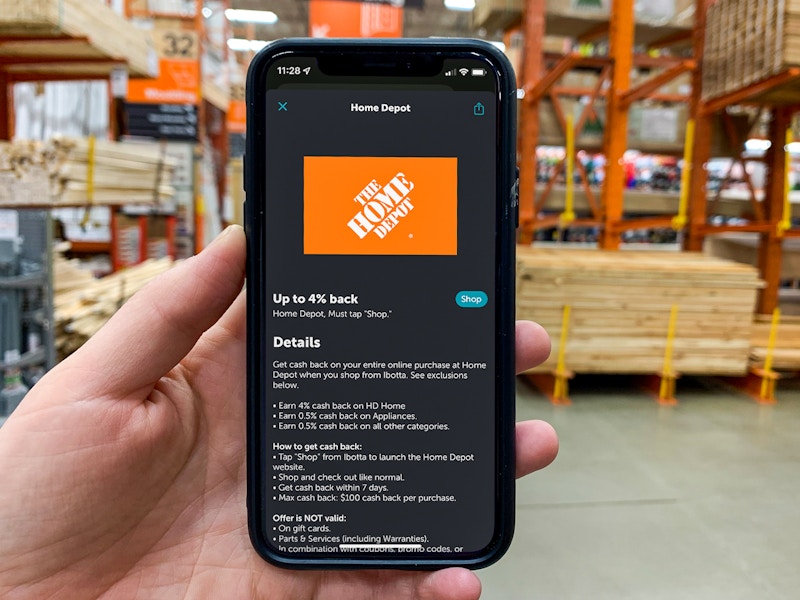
xmin=263 ymin=84 xmax=499 ymax=556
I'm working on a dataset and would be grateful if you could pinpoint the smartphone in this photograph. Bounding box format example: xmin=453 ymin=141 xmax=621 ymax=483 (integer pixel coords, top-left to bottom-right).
xmin=245 ymin=38 xmax=518 ymax=569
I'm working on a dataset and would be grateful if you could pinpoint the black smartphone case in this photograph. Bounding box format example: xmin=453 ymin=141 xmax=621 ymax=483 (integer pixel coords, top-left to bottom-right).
xmin=245 ymin=38 xmax=518 ymax=570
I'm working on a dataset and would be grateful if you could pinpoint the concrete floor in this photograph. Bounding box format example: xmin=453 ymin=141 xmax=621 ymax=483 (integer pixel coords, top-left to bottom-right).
xmin=3 ymin=378 xmax=799 ymax=598
xmin=480 ymin=376 xmax=800 ymax=599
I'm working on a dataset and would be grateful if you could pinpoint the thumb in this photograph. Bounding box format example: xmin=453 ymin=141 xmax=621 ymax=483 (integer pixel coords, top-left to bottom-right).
xmin=57 ymin=225 xmax=246 ymax=401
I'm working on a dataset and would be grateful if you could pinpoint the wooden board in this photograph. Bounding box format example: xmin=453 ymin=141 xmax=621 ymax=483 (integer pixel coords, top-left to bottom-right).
xmin=516 ymin=247 xmax=763 ymax=375
xmin=749 ymin=314 xmax=800 ymax=369
xmin=54 ymin=256 xmax=174 ymax=359
xmin=0 ymin=0 xmax=157 ymax=79
xmin=202 ymin=80 xmax=230 ymax=113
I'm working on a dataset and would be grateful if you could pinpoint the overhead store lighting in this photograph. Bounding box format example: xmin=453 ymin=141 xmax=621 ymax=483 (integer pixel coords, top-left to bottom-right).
xmin=744 ymin=139 xmax=772 ymax=152
xmin=202 ymin=6 xmax=213 ymax=18
xmin=224 ymin=8 xmax=279 ymax=24
xmin=444 ymin=0 xmax=475 ymax=10
xmin=227 ymin=38 xmax=270 ymax=52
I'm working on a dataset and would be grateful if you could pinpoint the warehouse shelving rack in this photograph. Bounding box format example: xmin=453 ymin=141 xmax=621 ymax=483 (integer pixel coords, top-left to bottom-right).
xmin=516 ymin=0 xmax=697 ymax=247
xmin=515 ymin=0 xmax=800 ymax=315
xmin=685 ymin=0 xmax=800 ymax=315
xmin=0 ymin=0 xmax=166 ymax=412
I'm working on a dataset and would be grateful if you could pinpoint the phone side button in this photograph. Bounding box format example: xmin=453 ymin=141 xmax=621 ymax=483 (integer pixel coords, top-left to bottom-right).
xmin=243 ymin=154 xmax=247 ymax=191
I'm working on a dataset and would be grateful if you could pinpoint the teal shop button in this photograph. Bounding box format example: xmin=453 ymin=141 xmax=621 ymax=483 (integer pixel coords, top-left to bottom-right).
xmin=455 ymin=291 xmax=488 ymax=308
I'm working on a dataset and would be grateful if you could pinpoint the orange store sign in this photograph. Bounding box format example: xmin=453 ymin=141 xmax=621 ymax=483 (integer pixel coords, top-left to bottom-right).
xmin=128 ymin=29 xmax=200 ymax=105
xmin=227 ymin=100 xmax=246 ymax=134
xmin=128 ymin=59 xmax=200 ymax=104
xmin=309 ymin=0 xmax=403 ymax=38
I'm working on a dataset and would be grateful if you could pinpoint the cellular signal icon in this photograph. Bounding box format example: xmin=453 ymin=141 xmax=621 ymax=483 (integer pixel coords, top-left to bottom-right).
xmin=445 ymin=69 xmax=457 ymax=76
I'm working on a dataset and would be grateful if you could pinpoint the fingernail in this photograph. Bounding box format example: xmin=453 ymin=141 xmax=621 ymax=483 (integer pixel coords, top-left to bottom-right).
xmin=208 ymin=225 xmax=242 ymax=248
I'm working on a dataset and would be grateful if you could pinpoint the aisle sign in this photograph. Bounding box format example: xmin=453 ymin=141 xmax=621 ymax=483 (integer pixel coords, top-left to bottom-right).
xmin=126 ymin=103 xmax=198 ymax=141
xmin=127 ymin=28 xmax=200 ymax=105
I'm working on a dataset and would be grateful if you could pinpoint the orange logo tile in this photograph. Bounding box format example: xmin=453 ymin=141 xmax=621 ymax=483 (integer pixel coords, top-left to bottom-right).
xmin=304 ymin=156 xmax=458 ymax=255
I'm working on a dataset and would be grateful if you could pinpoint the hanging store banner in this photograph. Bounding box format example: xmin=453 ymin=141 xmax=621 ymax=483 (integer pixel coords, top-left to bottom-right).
xmin=309 ymin=0 xmax=403 ymax=38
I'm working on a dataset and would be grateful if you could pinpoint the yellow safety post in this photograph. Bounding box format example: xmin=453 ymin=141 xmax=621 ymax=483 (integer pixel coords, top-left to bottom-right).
xmin=560 ymin=114 xmax=576 ymax=227
xmin=672 ymin=119 xmax=694 ymax=230
xmin=551 ymin=304 xmax=573 ymax=405
xmin=756 ymin=307 xmax=781 ymax=403
xmin=658 ymin=304 xmax=680 ymax=405
xmin=778 ymin=129 xmax=793 ymax=236
xmin=80 ymin=135 xmax=96 ymax=230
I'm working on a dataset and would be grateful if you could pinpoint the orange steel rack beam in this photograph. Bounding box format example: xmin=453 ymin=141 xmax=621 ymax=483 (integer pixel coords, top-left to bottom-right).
xmin=620 ymin=59 xmax=695 ymax=108
xmin=598 ymin=0 xmax=634 ymax=250
xmin=517 ymin=0 xmax=545 ymax=244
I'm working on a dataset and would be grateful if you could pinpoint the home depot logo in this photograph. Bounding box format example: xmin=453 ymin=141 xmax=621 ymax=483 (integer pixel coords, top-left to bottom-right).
xmin=304 ymin=156 xmax=458 ymax=256
xmin=347 ymin=173 xmax=415 ymax=240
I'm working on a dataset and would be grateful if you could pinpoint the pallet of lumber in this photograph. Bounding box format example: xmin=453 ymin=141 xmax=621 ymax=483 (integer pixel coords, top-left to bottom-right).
xmin=749 ymin=314 xmax=800 ymax=370
xmin=0 ymin=0 xmax=156 ymax=78
xmin=0 ymin=138 xmax=176 ymax=208
xmin=702 ymin=0 xmax=800 ymax=100
xmin=517 ymin=247 xmax=763 ymax=375
xmin=54 ymin=256 xmax=174 ymax=360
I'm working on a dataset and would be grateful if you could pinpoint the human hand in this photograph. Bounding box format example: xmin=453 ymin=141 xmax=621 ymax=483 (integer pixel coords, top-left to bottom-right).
xmin=0 ymin=225 xmax=557 ymax=600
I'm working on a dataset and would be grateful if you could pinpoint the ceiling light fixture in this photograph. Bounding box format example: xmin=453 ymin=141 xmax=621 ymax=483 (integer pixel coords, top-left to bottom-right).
xmin=444 ymin=0 xmax=475 ymax=11
xmin=201 ymin=6 xmax=212 ymax=18
xmin=744 ymin=139 xmax=771 ymax=152
xmin=227 ymin=38 xmax=270 ymax=52
xmin=224 ymin=8 xmax=279 ymax=24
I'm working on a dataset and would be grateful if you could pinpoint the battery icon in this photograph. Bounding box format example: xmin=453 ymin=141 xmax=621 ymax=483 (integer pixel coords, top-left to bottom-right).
xmin=472 ymin=68 xmax=486 ymax=76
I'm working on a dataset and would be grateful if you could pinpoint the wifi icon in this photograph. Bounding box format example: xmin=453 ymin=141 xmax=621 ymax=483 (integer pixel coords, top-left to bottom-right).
xmin=459 ymin=68 xmax=470 ymax=76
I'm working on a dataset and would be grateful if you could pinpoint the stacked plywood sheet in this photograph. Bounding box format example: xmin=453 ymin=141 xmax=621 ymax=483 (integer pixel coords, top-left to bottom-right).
xmin=517 ymin=247 xmax=763 ymax=375
xmin=750 ymin=314 xmax=800 ymax=369
xmin=0 ymin=138 xmax=176 ymax=207
xmin=703 ymin=0 xmax=800 ymax=100
xmin=54 ymin=256 xmax=174 ymax=359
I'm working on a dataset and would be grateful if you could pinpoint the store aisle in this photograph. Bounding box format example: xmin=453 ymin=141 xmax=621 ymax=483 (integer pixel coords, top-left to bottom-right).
xmin=481 ymin=376 xmax=800 ymax=600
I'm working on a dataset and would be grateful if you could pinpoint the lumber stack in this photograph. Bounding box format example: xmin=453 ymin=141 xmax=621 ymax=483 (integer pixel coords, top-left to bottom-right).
xmin=750 ymin=314 xmax=800 ymax=369
xmin=516 ymin=248 xmax=763 ymax=375
xmin=0 ymin=138 xmax=176 ymax=208
xmin=54 ymin=256 xmax=174 ymax=360
xmin=703 ymin=0 xmax=800 ymax=100
xmin=0 ymin=0 xmax=156 ymax=78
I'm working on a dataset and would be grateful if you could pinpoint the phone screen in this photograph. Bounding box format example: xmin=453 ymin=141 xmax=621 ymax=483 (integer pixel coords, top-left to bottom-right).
xmin=247 ymin=42 xmax=516 ymax=568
